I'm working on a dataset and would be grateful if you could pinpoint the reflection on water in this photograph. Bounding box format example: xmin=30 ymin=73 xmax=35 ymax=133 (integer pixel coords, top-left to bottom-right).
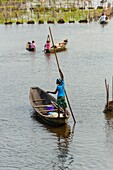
xmin=45 ymin=124 xmax=75 ymax=170
xmin=46 ymin=124 xmax=71 ymax=137
xmin=55 ymin=124 xmax=75 ymax=169
xmin=32 ymin=113 xmax=75 ymax=169
xmin=104 ymin=112 xmax=113 ymax=147
xmin=32 ymin=112 xmax=75 ymax=139
xmin=44 ymin=53 xmax=51 ymax=58
xmin=104 ymin=112 xmax=113 ymax=129
xmin=100 ymin=23 xmax=108 ymax=28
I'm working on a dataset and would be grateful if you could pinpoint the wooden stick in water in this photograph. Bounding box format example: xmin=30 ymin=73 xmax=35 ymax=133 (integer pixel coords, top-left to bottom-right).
xmin=112 ymin=76 xmax=113 ymax=101
xmin=105 ymin=79 xmax=109 ymax=109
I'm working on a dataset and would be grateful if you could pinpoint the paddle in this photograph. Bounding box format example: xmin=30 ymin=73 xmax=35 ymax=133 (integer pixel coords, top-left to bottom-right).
xmin=49 ymin=27 xmax=76 ymax=124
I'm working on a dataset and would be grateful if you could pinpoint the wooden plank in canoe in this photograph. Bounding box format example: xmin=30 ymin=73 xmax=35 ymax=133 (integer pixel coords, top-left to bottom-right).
xmin=40 ymin=109 xmax=58 ymax=113
xmin=33 ymin=99 xmax=46 ymax=102
xmin=34 ymin=104 xmax=54 ymax=108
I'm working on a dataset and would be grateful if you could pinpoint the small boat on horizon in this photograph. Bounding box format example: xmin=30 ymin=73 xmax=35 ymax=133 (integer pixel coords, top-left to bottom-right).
xmin=100 ymin=20 xmax=108 ymax=25
xmin=26 ymin=41 xmax=36 ymax=52
xmin=99 ymin=13 xmax=108 ymax=25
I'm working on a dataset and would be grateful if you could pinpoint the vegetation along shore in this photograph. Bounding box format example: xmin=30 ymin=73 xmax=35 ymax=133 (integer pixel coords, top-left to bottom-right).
xmin=0 ymin=0 xmax=113 ymax=25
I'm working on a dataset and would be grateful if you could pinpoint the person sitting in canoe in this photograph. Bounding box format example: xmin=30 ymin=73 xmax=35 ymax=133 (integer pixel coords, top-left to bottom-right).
xmin=26 ymin=42 xmax=31 ymax=50
xmin=59 ymin=39 xmax=68 ymax=47
xmin=52 ymin=39 xmax=68 ymax=48
xmin=26 ymin=41 xmax=36 ymax=51
xmin=31 ymin=40 xmax=36 ymax=49
xmin=47 ymin=68 xmax=67 ymax=118
xmin=44 ymin=35 xmax=51 ymax=53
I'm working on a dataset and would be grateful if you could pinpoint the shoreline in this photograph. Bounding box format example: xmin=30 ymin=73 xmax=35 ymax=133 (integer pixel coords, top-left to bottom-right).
xmin=0 ymin=2 xmax=113 ymax=25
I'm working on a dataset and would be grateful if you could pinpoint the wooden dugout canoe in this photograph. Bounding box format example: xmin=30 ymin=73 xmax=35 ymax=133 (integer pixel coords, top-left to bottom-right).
xmin=44 ymin=39 xmax=68 ymax=53
xmin=100 ymin=20 xmax=108 ymax=25
xmin=26 ymin=48 xmax=36 ymax=52
xmin=26 ymin=42 xmax=36 ymax=52
xmin=29 ymin=87 xmax=70 ymax=126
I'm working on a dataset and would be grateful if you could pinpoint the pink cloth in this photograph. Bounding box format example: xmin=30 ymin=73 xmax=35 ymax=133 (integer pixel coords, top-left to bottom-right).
xmin=31 ymin=43 xmax=36 ymax=48
xmin=45 ymin=42 xmax=50 ymax=50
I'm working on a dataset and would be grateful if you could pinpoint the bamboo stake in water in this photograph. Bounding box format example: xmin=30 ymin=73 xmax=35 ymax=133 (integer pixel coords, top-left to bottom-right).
xmin=49 ymin=27 xmax=76 ymax=123
xmin=105 ymin=79 xmax=109 ymax=109
xmin=112 ymin=76 xmax=113 ymax=101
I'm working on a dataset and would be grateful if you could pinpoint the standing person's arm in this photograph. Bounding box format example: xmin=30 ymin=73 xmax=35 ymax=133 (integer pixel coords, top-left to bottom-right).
xmin=47 ymin=89 xmax=57 ymax=94
xmin=99 ymin=16 xmax=102 ymax=22
xmin=59 ymin=68 xmax=64 ymax=80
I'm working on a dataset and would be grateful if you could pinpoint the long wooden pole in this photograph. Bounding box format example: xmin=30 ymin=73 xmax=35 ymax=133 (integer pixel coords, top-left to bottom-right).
xmin=49 ymin=27 xmax=76 ymax=123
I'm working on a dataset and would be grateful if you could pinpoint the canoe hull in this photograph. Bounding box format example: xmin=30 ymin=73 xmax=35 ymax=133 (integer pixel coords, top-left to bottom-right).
xmin=45 ymin=47 xmax=67 ymax=53
xmin=33 ymin=111 xmax=69 ymax=126
xmin=26 ymin=48 xmax=36 ymax=52
xmin=100 ymin=21 xmax=108 ymax=25
xmin=29 ymin=87 xmax=70 ymax=126
xmin=44 ymin=39 xmax=68 ymax=53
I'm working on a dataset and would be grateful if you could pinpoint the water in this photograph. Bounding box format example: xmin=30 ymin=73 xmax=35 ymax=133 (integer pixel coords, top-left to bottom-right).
xmin=0 ymin=21 xmax=113 ymax=170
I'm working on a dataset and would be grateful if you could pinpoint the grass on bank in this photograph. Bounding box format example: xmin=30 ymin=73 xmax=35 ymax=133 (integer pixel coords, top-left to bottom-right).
xmin=0 ymin=5 xmax=103 ymax=24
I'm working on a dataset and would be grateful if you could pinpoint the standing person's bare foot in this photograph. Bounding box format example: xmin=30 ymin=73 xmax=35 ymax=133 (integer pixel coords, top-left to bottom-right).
xmin=57 ymin=112 xmax=60 ymax=118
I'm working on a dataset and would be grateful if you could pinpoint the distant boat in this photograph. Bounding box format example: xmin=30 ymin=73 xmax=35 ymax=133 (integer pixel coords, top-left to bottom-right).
xmin=26 ymin=42 xmax=36 ymax=52
xmin=100 ymin=20 xmax=108 ymax=25
xmin=99 ymin=15 xmax=108 ymax=25
xmin=29 ymin=87 xmax=70 ymax=126
xmin=44 ymin=39 xmax=68 ymax=53
xmin=26 ymin=47 xmax=36 ymax=52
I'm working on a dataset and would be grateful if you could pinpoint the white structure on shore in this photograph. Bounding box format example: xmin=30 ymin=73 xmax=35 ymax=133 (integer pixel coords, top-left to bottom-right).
xmin=31 ymin=0 xmax=113 ymax=9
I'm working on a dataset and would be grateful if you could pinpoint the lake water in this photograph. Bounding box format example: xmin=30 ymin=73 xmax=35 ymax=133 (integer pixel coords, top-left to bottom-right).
xmin=0 ymin=21 xmax=113 ymax=170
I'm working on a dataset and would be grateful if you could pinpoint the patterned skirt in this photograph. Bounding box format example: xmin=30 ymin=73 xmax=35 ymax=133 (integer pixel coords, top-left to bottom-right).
xmin=57 ymin=96 xmax=67 ymax=108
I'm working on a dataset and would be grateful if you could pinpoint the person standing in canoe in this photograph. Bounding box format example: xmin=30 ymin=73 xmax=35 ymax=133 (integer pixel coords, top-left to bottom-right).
xmin=44 ymin=35 xmax=51 ymax=53
xmin=47 ymin=68 xmax=67 ymax=117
